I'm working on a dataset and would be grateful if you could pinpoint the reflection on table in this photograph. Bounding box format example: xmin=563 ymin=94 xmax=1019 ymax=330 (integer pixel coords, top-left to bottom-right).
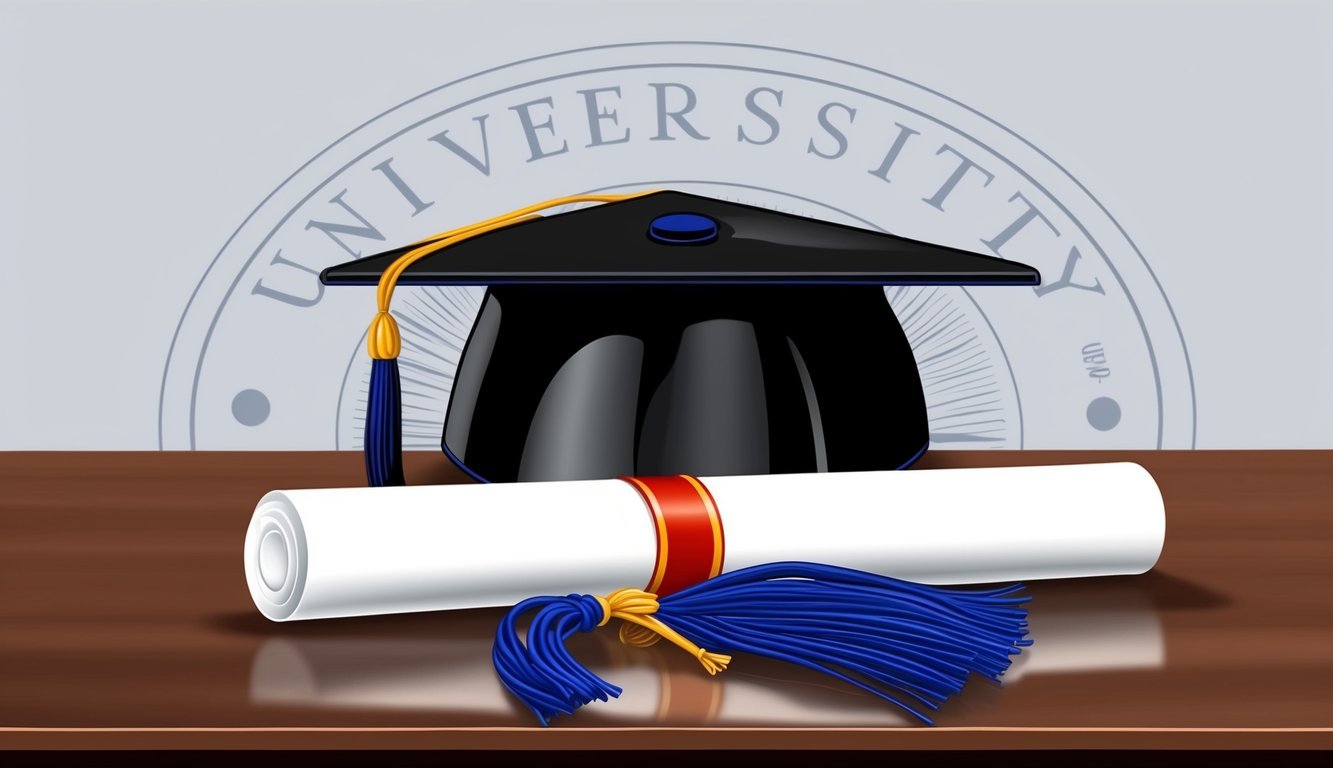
xmin=249 ymin=578 xmax=1164 ymax=726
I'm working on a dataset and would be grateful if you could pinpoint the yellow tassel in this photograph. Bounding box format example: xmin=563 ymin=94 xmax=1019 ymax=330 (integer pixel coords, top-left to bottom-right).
xmin=366 ymin=311 xmax=401 ymax=361
xmin=596 ymin=588 xmax=732 ymax=676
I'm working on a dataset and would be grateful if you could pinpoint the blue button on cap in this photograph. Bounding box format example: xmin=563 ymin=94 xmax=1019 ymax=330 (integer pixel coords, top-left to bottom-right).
xmin=648 ymin=213 xmax=719 ymax=245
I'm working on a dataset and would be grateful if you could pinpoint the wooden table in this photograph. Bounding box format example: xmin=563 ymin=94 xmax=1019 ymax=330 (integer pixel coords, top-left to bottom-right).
xmin=1 ymin=451 xmax=1330 ymax=760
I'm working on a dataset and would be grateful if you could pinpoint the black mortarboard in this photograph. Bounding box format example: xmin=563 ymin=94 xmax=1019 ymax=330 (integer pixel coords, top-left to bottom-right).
xmin=322 ymin=190 xmax=1039 ymax=486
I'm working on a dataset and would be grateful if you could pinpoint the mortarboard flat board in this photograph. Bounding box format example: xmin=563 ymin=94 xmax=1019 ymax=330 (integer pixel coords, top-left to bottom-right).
xmin=322 ymin=190 xmax=1040 ymax=486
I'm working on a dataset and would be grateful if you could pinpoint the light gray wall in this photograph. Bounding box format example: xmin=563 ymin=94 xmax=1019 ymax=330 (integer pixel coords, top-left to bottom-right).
xmin=1 ymin=0 xmax=1329 ymax=449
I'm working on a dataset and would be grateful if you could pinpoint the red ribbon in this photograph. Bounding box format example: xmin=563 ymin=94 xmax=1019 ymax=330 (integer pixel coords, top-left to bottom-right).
xmin=620 ymin=475 xmax=726 ymax=596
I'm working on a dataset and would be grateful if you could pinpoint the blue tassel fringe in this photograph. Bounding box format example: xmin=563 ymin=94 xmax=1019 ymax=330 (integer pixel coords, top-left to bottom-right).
xmin=493 ymin=561 xmax=1031 ymax=726
xmin=365 ymin=357 xmax=405 ymax=487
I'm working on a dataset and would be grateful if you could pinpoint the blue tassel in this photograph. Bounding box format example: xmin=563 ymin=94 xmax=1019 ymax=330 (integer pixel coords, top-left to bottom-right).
xmin=365 ymin=357 xmax=405 ymax=487
xmin=493 ymin=561 xmax=1031 ymax=726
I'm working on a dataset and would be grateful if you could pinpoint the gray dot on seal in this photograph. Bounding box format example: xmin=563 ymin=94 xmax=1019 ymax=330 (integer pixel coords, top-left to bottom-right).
xmin=1087 ymin=396 xmax=1121 ymax=431
xmin=232 ymin=389 xmax=271 ymax=427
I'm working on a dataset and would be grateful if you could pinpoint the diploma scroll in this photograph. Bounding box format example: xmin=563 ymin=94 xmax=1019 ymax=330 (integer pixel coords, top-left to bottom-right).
xmin=245 ymin=463 xmax=1165 ymax=622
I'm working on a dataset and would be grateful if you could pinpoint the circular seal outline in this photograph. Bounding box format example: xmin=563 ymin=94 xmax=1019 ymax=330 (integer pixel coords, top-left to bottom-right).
xmin=160 ymin=41 xmax=1196 ymax=448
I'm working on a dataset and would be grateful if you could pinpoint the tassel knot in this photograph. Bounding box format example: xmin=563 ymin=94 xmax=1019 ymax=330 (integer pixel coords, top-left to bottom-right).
xmin=366 ymin=311 xmax=401 ymax=360
xmin=597 ymin=588 xmax=731 ymax=674
xmin=602 ymin=587 xmax=660 ymax=617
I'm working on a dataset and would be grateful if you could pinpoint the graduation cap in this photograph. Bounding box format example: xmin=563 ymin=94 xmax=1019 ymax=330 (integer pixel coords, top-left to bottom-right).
xmin=321 ymin=190 xmax=1040 ymax=487
xmin=306 ymin=193 xmax=1045 ymax=722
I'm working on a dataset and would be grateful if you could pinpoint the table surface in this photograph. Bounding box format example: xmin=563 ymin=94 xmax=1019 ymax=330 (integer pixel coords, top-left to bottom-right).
xmin=0 ymin=450 xmax=1330 ymax=751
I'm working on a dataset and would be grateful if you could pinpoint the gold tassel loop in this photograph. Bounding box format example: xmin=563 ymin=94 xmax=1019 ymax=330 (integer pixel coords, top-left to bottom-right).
xmin=598 ymin=587 xmax=732 ymax=676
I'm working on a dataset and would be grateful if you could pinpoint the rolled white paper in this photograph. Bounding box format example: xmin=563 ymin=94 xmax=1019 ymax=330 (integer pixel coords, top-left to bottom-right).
xmin=244 ymin=462 xmax=1165 ymax=622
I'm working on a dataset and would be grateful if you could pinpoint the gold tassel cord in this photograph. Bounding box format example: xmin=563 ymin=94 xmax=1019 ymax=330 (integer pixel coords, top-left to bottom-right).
xmin=367 ymin=192 xmax=657 ymax=360
xmin=595 ymin=588 xmax=731 ymax=676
